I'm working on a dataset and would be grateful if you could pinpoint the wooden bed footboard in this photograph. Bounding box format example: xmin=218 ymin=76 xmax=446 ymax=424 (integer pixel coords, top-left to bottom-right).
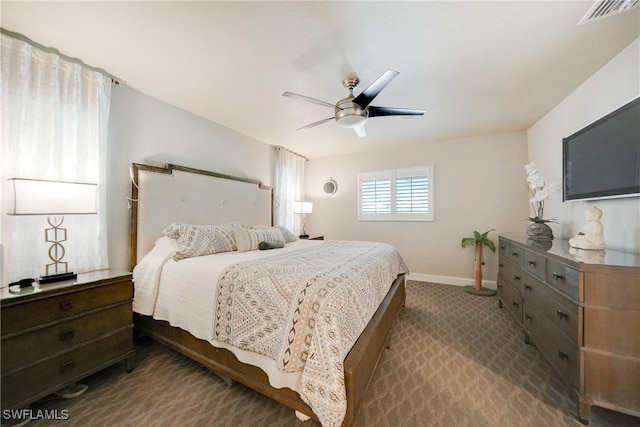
xmin=134 ymin=273 xmax=406 ymax=426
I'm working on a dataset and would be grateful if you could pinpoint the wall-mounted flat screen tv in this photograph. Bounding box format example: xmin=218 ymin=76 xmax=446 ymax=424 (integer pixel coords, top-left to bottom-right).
xmin=563 ymin=97 xmax=640 ymax=201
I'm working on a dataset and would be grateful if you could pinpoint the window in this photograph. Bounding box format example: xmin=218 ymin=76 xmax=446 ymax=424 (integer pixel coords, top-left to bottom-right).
xmin=358 ymin=166 xmax=434 ymax=221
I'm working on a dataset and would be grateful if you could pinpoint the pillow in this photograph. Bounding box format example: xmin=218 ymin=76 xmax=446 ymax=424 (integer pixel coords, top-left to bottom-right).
xmin=172 ymin=224 xmax=237 ymax=260
xmin=232 ymin=225 xmax=285 ymax=252
xmin=162 ymin=222 xmax=183 ymax=238
xmin=241 ymin=224 xmax=297 ymax=243
xmin=259 ymin=241 xmax=284 ymax=250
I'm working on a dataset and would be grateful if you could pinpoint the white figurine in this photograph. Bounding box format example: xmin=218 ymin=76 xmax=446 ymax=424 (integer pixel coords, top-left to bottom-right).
xmin=569 ymin=206 xmax=605 ymax=250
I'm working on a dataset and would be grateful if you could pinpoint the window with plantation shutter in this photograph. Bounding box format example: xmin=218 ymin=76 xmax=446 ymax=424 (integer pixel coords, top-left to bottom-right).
xmin=358 ymin=166 xmax=434 ymax=221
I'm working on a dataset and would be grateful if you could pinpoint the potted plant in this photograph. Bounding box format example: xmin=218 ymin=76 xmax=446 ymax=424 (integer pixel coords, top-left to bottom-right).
xmin=461 ymin=229 xmax=496 ymax=296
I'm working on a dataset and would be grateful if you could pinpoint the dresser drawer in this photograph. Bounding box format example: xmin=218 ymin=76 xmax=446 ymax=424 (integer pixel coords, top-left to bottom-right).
xmin=523 ymin=250 xmax=546 ymax=281
xmin=582 ymin=270 xmax=640 ymax=309
xmin=498 ymin=275 xmax=522 ymax=324
xmin=523 ymin=275 xmax=578 ymax=343
xmin=1 ymin=328 xmax=133 ymax=410
xmin=546 ymin=260 xmax=579 ymax=300
xmin=1 ymin=280 xmax=132 ymax=335
xmin=508 ymin=244 xmax=524 ymax=267
xmin=1 ymin=303 xmax=132 ymax=373
xmin=498 ymin=239 xmax=509 ymax=259
xmin=583 ymin=307 xmax=640 ymax=357
xmin=523 ymin=303 xmax=579 ymax=389
xmin=583 ymin=351 xmax=640 ymax=411
xmin=499 ymin=260 xmax=525 ymax=293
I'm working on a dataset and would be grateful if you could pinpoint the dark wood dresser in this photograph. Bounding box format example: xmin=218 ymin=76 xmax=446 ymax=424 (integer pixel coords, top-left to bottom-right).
xmin=1 ymin=270 xmax=135 ymax=410
xmin=497 ymin=235 xmax=640 ymax=424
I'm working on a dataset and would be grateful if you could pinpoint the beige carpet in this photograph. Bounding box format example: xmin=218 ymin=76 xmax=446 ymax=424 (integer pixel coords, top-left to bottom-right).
xmin=14 ymin=281 xmax=639 ymax=427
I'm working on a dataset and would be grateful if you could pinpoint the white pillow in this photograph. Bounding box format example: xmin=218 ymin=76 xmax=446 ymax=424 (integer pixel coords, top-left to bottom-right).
xmin=169 ymin=223 xmax=237 ymax=260
xmin=232 ymin=225 xmax=285 ymax=252
xmin=241 ymin=224 xmax=297 ymax=243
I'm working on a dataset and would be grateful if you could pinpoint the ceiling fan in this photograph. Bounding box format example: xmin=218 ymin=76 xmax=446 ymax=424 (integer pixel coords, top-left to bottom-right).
xmin=283 ymin=69 xmax=425 ymax=138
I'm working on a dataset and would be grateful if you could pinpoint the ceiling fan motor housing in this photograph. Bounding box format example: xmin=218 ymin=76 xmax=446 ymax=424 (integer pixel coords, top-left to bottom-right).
xmin=335 ymin=98 xmax=368 ymax=128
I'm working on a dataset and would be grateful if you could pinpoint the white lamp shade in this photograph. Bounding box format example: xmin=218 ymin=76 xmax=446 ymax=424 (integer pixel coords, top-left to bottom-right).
xmin=293 ymin=201 xmax=313 ymax=214
xmin=7 ymin=178 xmax=98 ymax=215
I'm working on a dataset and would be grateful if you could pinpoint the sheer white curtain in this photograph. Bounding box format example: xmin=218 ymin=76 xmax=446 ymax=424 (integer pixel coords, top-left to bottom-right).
xmin=1 ymin=33 xmax=111 ymax=284
xmin=274 ymin=147 xmax=306 ymax=235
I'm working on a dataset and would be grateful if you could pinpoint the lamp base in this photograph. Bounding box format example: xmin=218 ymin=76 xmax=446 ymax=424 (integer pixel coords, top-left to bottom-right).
xmin=39 ymin=272 xmax=77 ymax=284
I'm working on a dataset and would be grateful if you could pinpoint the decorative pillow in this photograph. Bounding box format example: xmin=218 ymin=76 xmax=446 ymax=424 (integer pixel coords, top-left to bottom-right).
xmin=232 ymin=225 xmax=285 ymax=252
xmin=172 ymin=224 xmax=237 ymax=260
xmin=241 ymin=224 xmax=297 ymax=243
xmin=162 ymin=222 xmax=183 ymax=238
xmin=258 ymin=241 xmax=285 ymax=250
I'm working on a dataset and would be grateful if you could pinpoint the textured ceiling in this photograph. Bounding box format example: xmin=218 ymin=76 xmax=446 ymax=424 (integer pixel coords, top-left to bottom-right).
xmin=1 ymin=1 xmax=638 ymax=159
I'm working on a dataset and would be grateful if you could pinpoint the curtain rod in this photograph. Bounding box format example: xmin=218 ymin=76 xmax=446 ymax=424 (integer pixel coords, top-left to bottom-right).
xmin=1 ymin=27 xmax=124 ymax=86
xmin=274 ymin=146 xmax=308 ymax=161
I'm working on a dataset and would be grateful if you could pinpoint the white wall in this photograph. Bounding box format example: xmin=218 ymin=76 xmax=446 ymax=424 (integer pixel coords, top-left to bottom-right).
xmin=305 ymin=131 xmax=529 ymax=285
xmin=527 ymin=38 xmax=640 ymax=254
xmin=107 ymin=85 xmax=275 ymax=271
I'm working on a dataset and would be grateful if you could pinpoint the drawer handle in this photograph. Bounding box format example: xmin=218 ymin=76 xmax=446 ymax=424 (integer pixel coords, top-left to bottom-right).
xmin=60 ymin=360 xmax=75 ymax=373
xmin=500 ymin=246 xmax=505 ymax=250
xmin=556 ymin=310 xmax=568 ymax=320
xmin=525 ymin=314 xmax=532 ymax=322
xmin=513 ymin=275 xmax=521 ymax=281
xmin=557 ymin=351 xmax=569 ymax=361
xmin=511 ymin=252 xmax=519 ymax=257
xmin=524 ymin=285 xmax=532 ymax=292
xmin=497 ymin=283 xmax=502 ymax=289
xmin=512 ymin=301 xmax=519 ymax=308
xmin=499 ymin=263 xmax=504 ymax=267
xmin=528 ymin=261 xmax=536 ymax=266
xmin=60 ymin=329 xmax=75 ymax=341
xmin=60 ymin=301 xmax=73 ymax=310
xmin=552 ymin=272 xmax=563 ymax=281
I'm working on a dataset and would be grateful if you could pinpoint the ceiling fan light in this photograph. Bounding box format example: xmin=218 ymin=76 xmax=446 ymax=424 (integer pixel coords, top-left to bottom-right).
xmin=336 ymin=114 xmax=367 ymax=128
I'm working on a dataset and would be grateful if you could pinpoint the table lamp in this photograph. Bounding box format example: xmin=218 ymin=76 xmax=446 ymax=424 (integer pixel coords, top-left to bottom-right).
xmin=7 ymin=178 xmax=98 ymax=283
xmin=293 ymin=201 xmax=313 ymax=239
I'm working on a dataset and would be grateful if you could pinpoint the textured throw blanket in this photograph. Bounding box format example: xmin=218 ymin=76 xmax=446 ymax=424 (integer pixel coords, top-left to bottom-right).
xmin=214 ymin=240 xmax=408 ymax=427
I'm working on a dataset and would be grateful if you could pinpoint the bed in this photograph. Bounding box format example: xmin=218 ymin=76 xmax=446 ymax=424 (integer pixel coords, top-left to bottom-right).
xmin=129 ymin=163 xmax=408 ymax=427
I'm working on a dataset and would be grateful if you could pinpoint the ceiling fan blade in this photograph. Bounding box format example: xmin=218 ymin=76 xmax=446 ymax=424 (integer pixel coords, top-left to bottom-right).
xmin=297 ymin=117 xmax=334 ymax=131
xmin=352 ymin=70 xmax=399 ymax=109
xmin=368 ymin=106 xmax=425 ymax=117
xmin=283 ymin=92 xmax=335 ymax=109
xmin=354 ymin=125 xmax=367 ymax=138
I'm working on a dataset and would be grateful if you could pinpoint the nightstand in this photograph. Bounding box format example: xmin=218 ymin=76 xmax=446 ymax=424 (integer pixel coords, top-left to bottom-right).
xmin=310 ymin=236 xmax=325 ymax=240
xmin=1 ymin=270 xmax=135 ymax=410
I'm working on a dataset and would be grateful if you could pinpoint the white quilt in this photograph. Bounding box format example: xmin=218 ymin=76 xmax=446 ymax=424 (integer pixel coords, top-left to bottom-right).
xmin=133 ymin=238 xmax=408 ymax=426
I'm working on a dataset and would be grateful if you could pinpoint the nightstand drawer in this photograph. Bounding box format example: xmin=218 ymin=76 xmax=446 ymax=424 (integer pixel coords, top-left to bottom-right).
xmin=1 ymin=280 xmax=132 ymax=335
xmin=2 ymin=303 xmax=132 ymax=373
xmin=522 ymin=275 xmax=578 ymax=343
xmin=1 ymin=328 xmax=133 ymax=410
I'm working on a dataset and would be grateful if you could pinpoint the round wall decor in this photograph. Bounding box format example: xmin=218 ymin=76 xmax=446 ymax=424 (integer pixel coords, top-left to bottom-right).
xmin=323 ymin=178 xmax=338 ymax=194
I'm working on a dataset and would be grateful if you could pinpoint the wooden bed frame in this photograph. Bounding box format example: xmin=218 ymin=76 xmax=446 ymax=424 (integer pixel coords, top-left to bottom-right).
xmin=128 ymin=163 xmax=406 ymax=426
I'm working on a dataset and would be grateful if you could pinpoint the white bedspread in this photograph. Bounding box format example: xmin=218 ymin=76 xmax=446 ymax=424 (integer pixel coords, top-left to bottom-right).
xmin=133 ymin=237 xmax=408 ymax=426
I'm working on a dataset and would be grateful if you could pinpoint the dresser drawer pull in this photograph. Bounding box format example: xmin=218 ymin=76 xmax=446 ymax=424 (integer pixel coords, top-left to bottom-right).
xmin=512 ymin=301 xmax=519 ymax=308
xmin=524 ymin=285 xmax=532 ymax=291
xmin=511 ymin=252 xmax=519 ymax=257
xmin=557 ymin=351 xmax=569 ymax=361
xmin=60 ymin=360 xmax=75 ymax=373
xmin=552 ymin=272 xmax=563 ymax=280
xmin=528 ymin=261 xmax=536 ymax=266
xmin=60 ymin=301 xmax=73 ymax=310
xmin=60 ymin=329 xmax=75 ymax=341
xmin=513 ymin=275 xmax=521 ymax=281
xmin=500 ymin=245 xmax=506 ymax=250
xmin=499 ymin=263 xmax=504 ymax=267
xmin=525 ymin=314 xmax=532 ymax=322
xmin=556 ymin=310 xmax=568 ymax=320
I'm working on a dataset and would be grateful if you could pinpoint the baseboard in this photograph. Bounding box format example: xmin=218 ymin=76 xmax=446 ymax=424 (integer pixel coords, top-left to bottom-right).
xmin=407 ymin=272 xmax=497 ymax=290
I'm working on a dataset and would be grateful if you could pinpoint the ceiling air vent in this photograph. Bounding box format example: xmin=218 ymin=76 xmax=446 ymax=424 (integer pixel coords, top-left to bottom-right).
xmin=578 ymin=0 xmax=639 ymax=25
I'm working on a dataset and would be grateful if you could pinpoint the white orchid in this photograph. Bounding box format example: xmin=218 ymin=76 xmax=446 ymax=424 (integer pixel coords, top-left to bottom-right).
xmin=524 ymin=162 xmax=559 ymax=223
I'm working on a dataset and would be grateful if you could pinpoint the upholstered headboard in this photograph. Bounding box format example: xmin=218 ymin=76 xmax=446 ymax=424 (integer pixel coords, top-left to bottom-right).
xmin=129 ymin=163 xmax=272 ymax=270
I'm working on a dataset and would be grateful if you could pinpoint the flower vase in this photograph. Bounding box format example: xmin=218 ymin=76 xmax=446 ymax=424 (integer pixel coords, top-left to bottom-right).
xmin=526 ymin=222 xmax=553 ymax=242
